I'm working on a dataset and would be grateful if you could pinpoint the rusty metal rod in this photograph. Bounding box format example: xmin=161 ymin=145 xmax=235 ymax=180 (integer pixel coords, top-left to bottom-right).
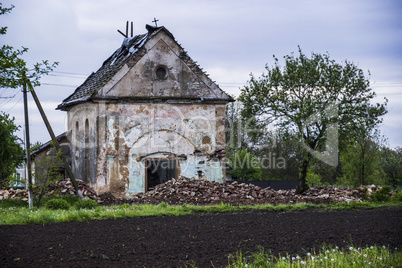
xmin=117 ymin=29 xmax=127 ymax=38
xmin=26 ymin=80 xmax=84 ymax=200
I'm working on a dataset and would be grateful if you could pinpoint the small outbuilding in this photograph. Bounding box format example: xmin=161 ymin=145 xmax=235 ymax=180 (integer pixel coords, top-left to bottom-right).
xmin=57 ymin=24 xmax=233 ymax=196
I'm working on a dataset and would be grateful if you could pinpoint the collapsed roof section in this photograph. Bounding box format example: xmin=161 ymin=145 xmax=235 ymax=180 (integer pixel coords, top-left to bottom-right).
xmin=57 ymin=24 xmax=234 ymax=110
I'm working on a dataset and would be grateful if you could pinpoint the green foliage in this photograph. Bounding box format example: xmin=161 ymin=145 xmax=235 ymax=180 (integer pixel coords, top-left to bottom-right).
xmin=227 ymin=245 xmax=402 ymax=268
xmin=120 ymin=203 xmax=131 ymax=209
xmin=395 ymin=190 xmax=402 ymax=202
xmin=225 ymin=101 xmax=248 ymax=156
xmin=0 ymin=201 xmax=400 ymax=225
xmin=157 ymin=201 xmax=168 ymax=208
xmin=306 ymin=165 xmax=321 ymax=186
xmin=45 ymin=198 xmax=70 ymax=210
xmin=239 ymin=47 xmax=387 ymax=191
xmin=338 ymin=127 xmax=388 ymax=187
xmin=32 ymin=146 xmax=64 ymax=207
xmin=228 ymin=149 xmax=262 ymax=181
xmin=370 ymin=186 xmax=391 ymax=202
xmin=1 ymin=3 xmax=57 ymax=189
xmin=30 ymin=141 xmax=42 ymax=153
xmin=378 ymin=146 xmax=402 ymax=187
xmin=74 ymin=199 xmax=98 ymax=209
xmin=255 ymin=130 xmax=301 ymax=181
xmin=61 ymin=195 xmax=80 ymax=205
xmin=0 ymin=112 xmax=24 ymax=185
xmin=0 ymin=198 xmax=28 ymax=208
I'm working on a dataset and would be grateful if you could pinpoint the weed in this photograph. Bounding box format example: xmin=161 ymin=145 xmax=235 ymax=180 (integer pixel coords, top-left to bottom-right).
xmin=120 ymin=203 xmax=130 ymax=209
xmin=0 ymin=198 xmax=28 ymax=208
xmin=371 ymin=186 xmax=391 ymax=202
xmin=45 ymin=198 xmax=70 ymax=210
xmin=227 ymin=244 xmax=402 ymax=267
xmin=61 ymin=195 xmax=80 ymax=205
xmin=74 ymin=199 xmax=98 ymax=210
xmin=1 ymin=200 xmax=400 ymax=225
xmin=158 ymin=202 xmax=167 ymax=208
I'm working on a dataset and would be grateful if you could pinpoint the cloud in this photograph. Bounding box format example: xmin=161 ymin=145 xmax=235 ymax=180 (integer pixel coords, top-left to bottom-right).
xmin=1 ymin=0 xmax=401 ymax=147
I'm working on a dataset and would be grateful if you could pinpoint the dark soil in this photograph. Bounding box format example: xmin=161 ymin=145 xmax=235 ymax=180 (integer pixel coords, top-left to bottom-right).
xmin=1 ymin=207 xmax=401 ymax=267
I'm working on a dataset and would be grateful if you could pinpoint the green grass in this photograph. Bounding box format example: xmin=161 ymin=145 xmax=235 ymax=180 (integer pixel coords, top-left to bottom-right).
xmin=0 ymin=199 xmax=401 ymax=225
xmin=227 ymin=244 xmax=402 ymax=268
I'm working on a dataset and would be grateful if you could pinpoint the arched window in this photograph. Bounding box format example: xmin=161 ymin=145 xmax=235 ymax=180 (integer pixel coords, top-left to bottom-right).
xmin=85 ymin=119 xmax=89 ymax=146
xmin=75 ymin=121 xmax=79 ymax=143
xmin=84 ymin=119 xmax=89 ymax=183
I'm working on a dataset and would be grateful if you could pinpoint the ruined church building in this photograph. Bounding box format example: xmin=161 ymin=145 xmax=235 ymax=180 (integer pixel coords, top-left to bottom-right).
xmin=57 ymin=24 xmax=233 ymax=196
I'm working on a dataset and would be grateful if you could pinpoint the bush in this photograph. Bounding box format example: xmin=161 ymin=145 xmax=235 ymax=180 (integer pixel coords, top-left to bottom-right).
xmin=45 ymin=198 xmax=70 ymax=210
xmin=74 ymin=199 xmax=98 ymax=209
xmin=157 ymin=201 xmax=167 ymax=208
xmin=61 ymin=195 xmax=80 ymax=205
xmin=0 ymin=198 xmax=28 ymax=208
xmin=394 ymin=189 xmax=402 ymax=202
xmin=370 ymin=186 xmax=391 ymax=202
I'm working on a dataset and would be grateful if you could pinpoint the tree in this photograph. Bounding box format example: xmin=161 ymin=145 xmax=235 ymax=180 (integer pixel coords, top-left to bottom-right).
xmin=338 ymin=137 xmax=385 ymax=187
xmin=0 ymin=112 xmax=24 ymax=185
xmin=32 ymin=144 xmax=64 ymax=207
xmin=379 ymin=146 xmax=402 ymax=187
xmin=0 ymin=4 xmax=57 ymax=188
xmin=228 ymin=149 xmax=262 ymax=181
xmin=254 ymin=130 xmax=301 ymax=181
xmin=239 ymin=47 xmax=387 ymax=193
xmin=225 ymin=100 xmax=248 ymax=160
xmin=225 ymin=101 xmax=301 ymax=181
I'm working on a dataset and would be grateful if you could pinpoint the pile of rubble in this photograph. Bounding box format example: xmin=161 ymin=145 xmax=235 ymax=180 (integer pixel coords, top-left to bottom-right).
xmin=0 ymin=177 xmax=381 ymax=206
xmin=0 ymin=179 xmax=104 ymax=203
xmin=50 ymin=180 xmax=100 ymax=201
xmin=132 ymin=177 xmax=366 ymax=205
xmin=0 ymin=188 xmax=29 ymax=201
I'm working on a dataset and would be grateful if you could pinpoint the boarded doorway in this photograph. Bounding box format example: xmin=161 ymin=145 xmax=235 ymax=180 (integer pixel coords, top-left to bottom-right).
xmin=146 ymin=159 xmax=177 ymax=191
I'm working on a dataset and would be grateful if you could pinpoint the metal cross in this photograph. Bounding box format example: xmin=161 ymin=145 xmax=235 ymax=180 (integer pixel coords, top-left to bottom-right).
xmin=152 ymin=18 xmax=159 ymax=27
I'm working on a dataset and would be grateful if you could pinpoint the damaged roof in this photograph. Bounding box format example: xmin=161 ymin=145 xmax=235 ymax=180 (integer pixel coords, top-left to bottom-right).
xmin=57 ymin=24 xmax=233 ymax=110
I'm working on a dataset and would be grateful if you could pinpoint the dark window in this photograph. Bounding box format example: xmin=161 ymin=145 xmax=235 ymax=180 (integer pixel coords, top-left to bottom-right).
xmin=156 ymin=66 xmax=167 ymax=80
xmin=75 ymin=121 xmax=79 ymax=142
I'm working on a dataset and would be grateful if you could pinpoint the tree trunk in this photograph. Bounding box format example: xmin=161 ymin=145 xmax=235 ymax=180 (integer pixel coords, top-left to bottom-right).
xmin=296 ymin=153 xmax=311 ymax=194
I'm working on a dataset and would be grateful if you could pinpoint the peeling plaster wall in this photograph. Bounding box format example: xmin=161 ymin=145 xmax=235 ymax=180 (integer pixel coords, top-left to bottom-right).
xmin=67 ymin=102 xmax=226 ymax=196
xmin=67 ymin=103 xmax=98 ymax=186
xmin=103 ymin=103 xmax=226 ymax=195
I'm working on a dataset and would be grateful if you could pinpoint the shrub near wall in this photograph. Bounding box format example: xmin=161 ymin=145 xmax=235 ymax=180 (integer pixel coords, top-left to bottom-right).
xmin=45 ymin=198 xmax=70 ymax=210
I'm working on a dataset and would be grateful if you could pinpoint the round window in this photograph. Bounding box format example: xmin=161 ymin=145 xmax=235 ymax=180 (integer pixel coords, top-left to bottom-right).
xmin=155 ymin=66 xmax=167 ymax=80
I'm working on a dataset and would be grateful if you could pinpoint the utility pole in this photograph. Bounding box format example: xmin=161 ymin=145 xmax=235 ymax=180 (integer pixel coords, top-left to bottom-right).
xmin=22 ymin=82 xmax=34 ymax=208
xmin=26 ymin=79 xmax=84 ymax=200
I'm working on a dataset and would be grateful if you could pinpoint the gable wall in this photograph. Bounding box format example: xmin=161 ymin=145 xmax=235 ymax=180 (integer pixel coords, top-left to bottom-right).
xmin=97 ymin=31 xmax=221 ymax=100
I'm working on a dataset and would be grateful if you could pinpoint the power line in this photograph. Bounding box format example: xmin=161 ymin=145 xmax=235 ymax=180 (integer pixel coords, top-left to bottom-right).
xmin=48 ymin=74 xmax=88 ymax=79
xmin=52 ymin=71 xmax=90 ymax=76
xmin=0 ymin=91 xmax=19 ymax=107
xmin=6 ymin=93 xmax=23 ymax=113
xmin=41 ymin=83 xmax=78 ymax=88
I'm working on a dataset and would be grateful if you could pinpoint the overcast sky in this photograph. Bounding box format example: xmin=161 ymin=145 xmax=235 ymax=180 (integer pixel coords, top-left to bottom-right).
xmin=1 ymin=0 xmax=401 ymax=148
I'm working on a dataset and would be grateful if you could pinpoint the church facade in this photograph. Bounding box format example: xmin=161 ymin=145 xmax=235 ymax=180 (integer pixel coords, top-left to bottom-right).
xmin=57 ymin=24 xmax=233 ymax=196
